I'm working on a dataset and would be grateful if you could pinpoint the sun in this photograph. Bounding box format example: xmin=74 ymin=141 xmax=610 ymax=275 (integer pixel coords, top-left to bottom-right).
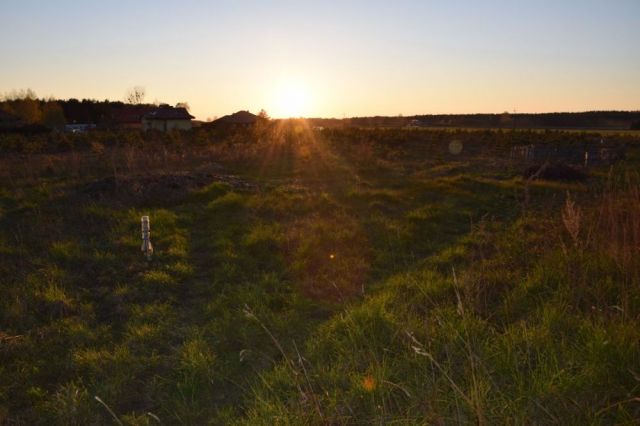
xmin=270 ymin=81 xmax=312 ymax=118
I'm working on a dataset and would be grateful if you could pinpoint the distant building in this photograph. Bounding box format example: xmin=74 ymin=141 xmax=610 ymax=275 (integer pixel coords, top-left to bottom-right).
xmin=0 ymin=110 xmax=23 ymax=129
xmin=207 ymin=110 xmax=260 ymax=128
xmin=142 ymin=105 xmax=194 ymax=131
xmin=112 ymin=106 xmax=154 ymax=130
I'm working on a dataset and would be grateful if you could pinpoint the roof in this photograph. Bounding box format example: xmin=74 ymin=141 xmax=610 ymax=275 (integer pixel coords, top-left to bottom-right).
xmin=112 ymin=105 xmax=156 ymax=124
xmin=212 ymin=110 xmax=259 ymax=125
xmin=143 ymin=105 xmax=195 ymax=121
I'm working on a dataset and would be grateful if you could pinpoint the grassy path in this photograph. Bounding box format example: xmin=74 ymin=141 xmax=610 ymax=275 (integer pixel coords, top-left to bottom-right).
xmin=2 ymin=129 xmax=639 ymax=423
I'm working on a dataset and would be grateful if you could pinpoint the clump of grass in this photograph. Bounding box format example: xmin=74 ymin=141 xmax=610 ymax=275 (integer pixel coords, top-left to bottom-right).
xmin=561 ymin=191 xmax=582 ymax=247
xmin=49 ymin=240 xmax=83 ymax=263
xmin=598 ymin=172 xmax=640 ymax=282
xmin=141 ymin=270 xmax=175 ymax=286
xmin=206 ymin=192 xmax=246 ymax=217
xmin=558 ymin=170 xmax=640 ymax=316
xmin=46 ymin=381 xmax=94 ymax=424
xmin=286 ymin=212 xmax=371 ymax=302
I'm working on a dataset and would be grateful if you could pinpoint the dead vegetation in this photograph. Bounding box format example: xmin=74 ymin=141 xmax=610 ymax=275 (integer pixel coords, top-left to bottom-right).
xmin=80 ymin=172 xmax=257 ymax=203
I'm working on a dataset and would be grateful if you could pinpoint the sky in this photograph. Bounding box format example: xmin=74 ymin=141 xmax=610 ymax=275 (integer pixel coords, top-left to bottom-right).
xmin=0 ymin=0 xmax=639 ymax=120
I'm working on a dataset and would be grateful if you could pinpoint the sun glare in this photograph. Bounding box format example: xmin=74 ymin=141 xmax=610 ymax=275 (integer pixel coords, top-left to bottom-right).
xmin=271 ymin=81 xmax=312 ymax=118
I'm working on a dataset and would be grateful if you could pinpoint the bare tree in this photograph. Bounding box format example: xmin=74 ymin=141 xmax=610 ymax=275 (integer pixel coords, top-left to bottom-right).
xmin=125 ymin=86 xmax=146 ymax=104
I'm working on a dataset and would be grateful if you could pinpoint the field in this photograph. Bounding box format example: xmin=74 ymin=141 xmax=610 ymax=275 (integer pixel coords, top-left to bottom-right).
xmin=1 ymin=123 xmax=640 ymax=424
xmin=403 ymin=127 xmax=640 ymax=136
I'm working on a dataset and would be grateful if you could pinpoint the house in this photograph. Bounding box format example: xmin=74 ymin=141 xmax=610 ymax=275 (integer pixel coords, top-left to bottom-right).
xmin=112 ymin=105 xmax=154 ymax=130
xmin=0 ymin=110 xmax=23 ymax=129
xmin=142 ymin=105 xmax=194 ymax=131
xmin=207 ymin=110 xmax=260 ymax=128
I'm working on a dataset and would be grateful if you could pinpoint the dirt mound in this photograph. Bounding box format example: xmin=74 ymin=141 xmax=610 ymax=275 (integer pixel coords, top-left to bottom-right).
xmin=523 ymin=163 xmax=587 ymax=182
xmin=81 ymin=172 xmax=257 ymax=202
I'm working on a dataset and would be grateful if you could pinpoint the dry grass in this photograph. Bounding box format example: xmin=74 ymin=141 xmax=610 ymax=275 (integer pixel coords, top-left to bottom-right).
xmin=561 ymin=191 xmax=582 ymax=247
xmin=2 ymin=125 xmax=640 ymax=424
xmin=599 ymin=172 xmax=640 ymax=281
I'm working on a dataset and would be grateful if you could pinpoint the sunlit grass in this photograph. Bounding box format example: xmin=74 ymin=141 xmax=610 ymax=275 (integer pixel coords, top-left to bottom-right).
xmin=0 ymin=124 xmax=639 ymax=423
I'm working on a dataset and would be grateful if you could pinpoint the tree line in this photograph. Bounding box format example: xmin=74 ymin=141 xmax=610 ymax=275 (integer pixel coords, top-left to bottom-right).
xmin=310 ymin=111 xmax=640 ymax=130
xmin=0 ymin=88 xmax=162 ymax=130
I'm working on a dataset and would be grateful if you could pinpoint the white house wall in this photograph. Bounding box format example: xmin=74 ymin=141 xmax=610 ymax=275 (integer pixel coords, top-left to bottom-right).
xmin=142 ymin=119 xmax=193 ymax=132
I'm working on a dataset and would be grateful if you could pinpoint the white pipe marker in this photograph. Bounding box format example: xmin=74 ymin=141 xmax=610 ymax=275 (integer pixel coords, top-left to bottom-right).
xmin=141 ymin=216 xmax=153 ymax=260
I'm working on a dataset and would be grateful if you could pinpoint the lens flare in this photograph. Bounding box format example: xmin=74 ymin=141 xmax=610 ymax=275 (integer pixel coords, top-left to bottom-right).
xmin=449 ymin=140 xmax=463 ymax=155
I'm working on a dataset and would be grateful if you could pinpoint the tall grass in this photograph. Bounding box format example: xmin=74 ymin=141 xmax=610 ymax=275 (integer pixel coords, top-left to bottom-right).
xmin=1 ymin=126 xmax=639 ymax=423
xmin=560 ymin=170 xmax=640 ymax=316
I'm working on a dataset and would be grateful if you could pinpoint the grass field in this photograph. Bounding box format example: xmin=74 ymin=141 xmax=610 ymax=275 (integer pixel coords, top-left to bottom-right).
xmin=1 ymin=124 xmax=640 ymax=424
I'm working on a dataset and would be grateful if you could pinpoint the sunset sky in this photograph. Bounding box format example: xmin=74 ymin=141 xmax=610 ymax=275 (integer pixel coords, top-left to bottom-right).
xmin=1 ymin=0 xmax=639 ymax=120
